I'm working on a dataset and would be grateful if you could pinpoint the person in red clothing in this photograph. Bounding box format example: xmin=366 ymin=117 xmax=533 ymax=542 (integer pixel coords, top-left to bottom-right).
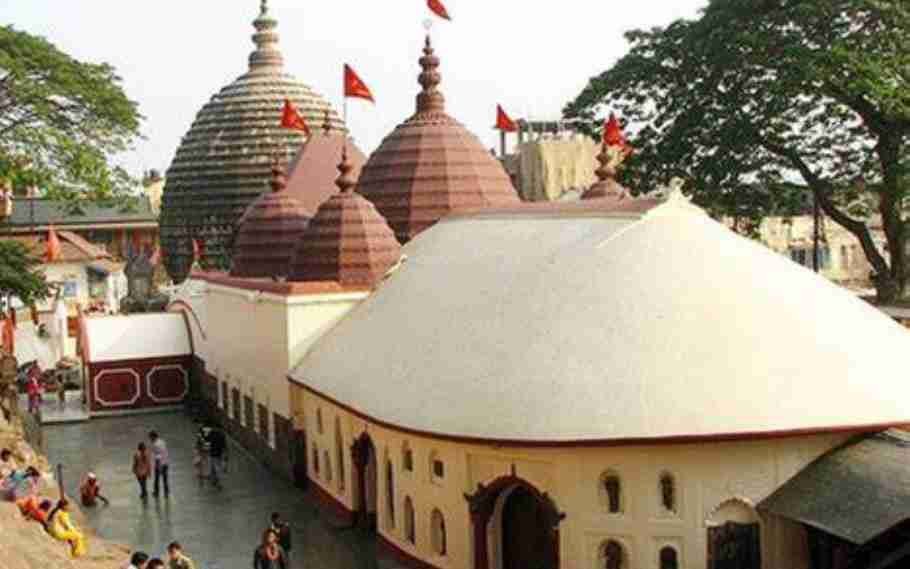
xmin=26 ymin=365 xmax=42 ymax=414
xmin=79 ymin=473 xmax=109 ymax=507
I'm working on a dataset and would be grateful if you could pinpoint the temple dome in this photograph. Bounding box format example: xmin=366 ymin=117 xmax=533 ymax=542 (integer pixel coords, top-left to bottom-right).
xmin=160 ymin=1 xmax=344 ymax=282
xmin=231 ymin=158 xmax=310 ymax=279
xmin=291 ymin=189 xmax=910 ymax=442
xmin=289 ymin=148 xmax=401 ymax=288
xmin=356 ymin=37 xmax=519 ymax=244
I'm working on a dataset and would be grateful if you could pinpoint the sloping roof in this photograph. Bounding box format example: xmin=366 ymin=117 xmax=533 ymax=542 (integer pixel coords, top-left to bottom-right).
xmin=83 ymin=313 xmax=191 ymax=363
xmin=290 ymin=192 xmax=910 ymax=442
xmin=9 ymin=231 xmax=111 ymax=263
xmin=6 ymin=197 xmax=157 ymax=229
xmin=759 ymin=430 xmax=910 ymax=545
xmin=285 ymin=132 xmax=366 ymax=215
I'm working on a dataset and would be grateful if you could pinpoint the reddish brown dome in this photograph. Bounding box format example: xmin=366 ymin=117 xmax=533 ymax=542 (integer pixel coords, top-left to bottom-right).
xmin=231 ymin=158 xmax=311 ymax=278
xmin=356 ymin=36 xmax=519 ymax=244
xmin=582 ymin=124 xmax=631 ymax=202
xmin=289 ymin=148 xmax=401 ymax=287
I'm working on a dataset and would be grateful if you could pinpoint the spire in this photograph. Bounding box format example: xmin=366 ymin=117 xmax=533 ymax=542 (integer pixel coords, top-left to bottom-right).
xmin=269 ymin=154 xmax=287 ymax=193
xmin=416 ymin=35 xmax=445 ymax=113
xmin=594 ymin=140 xmax=615 ymax=183
xmin=336 ymin=146 xmax=356 ymax=193
xmin=248 ymin=0 xmax=284 ymax=72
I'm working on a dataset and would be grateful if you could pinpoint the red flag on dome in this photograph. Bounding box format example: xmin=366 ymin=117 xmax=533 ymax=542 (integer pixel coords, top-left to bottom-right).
xmin=603 ymin=113 xmax=627 ymax=147
xmin=280 ymin=99 xmax=311 ymax=135
xmin=427 ymin=0 xmax=452 ymax=21
xmin=495 ymin=105 xmax=518 ymax=132
xmin=344 ymin=64 xmax=374 ymax=103
xmin=45 ymin=226 xmax=62 ymax=262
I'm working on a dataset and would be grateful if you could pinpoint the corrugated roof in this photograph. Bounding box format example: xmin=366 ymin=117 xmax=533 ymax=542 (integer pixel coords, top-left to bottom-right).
xmin=759 ymin=430 xmax=910 ymax=545
xmin=5 ymin=197 xmax=156 ymax=229
xmin=9 ymin=231 xmax=111 ymax=263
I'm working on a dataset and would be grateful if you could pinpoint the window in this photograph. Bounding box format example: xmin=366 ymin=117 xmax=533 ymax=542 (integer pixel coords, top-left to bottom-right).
xmin=334 ymin=418 xmax=345 ymax=491
xmin=316 ymin=408 xmax=324 ymax=434
xmin=429 ymin=450 xmax=444 ymax=481
xmin=430 ymin=509 xmax=447 ymax=556
xmin=602 ymin=472 xmax=622 ymax=513
xmin=659 ymin=472 xmax=676 ymax=513
xmin=404 ymin=496 xmax=416 ymax=544
xmin=324 ymin=450 xmax=332 ymax=483
xmin=402 ymin=442 xmax=413 ymax=472
xmin=660 ymin=546 xmax=679 ymax=569
xmin=385 ymin=456 xmax=395 ymax=529
xmin=221 ymin=382 xmax=228 ymax=409
xmin=312 ymin=446 xmax=320 ymax=475
xmin=62 ymin=280 xmax=78 ymax=298
xmin=602 ymin=540 xmax=624 ymax=569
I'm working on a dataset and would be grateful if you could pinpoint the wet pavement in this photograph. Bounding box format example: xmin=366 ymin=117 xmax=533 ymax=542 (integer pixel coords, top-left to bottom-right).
xmin=45 ymin=411 xmax=379 ymax=569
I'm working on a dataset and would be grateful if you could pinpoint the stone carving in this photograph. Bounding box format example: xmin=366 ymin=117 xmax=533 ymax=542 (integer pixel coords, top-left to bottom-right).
xmin=121 ymin=250 xmax=169 ymax=314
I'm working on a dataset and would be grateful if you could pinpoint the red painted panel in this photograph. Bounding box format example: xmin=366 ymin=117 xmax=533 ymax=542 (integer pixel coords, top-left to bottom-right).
xmin=88 ymin=355 xmax=192 ymax=413
xmin=147 ymin=366 xmax=188 ymax=402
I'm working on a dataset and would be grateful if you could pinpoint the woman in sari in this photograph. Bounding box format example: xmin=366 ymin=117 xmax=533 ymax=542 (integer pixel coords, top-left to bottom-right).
xmin=48 ymin=499 xmax=87 ymax=557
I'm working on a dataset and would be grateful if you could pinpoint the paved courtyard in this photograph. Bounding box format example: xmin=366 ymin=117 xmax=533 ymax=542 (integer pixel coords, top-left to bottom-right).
xmin=45 ymin=411 xmax=379 ymax=569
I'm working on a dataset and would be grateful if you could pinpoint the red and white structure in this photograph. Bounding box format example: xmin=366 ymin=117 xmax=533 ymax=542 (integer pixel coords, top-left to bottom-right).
xmin=81 ymin=314 xmax=192 ymax=414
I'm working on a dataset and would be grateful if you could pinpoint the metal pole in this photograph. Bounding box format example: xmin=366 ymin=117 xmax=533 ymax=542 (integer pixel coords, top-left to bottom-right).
xmin=499 ymin=130 xmax=506 ymax=158
xmin=812 ymin=192 xmax=820 ymax=273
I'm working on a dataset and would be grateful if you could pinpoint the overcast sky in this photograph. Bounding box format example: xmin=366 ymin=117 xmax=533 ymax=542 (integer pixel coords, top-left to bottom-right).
xmin=3 ymin=0 xmax=706 ymax=180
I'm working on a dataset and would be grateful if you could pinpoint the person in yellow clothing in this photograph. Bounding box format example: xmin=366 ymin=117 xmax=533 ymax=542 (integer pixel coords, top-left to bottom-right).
xmin=48 ymin=499 xmax=86 ymax=558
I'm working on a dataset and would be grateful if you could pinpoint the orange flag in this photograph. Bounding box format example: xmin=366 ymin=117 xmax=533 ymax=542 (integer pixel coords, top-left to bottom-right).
xmin=280 ymin=99 xmax=310 ymax=135
xmin=46 ymin=226 xmax=62 ymax=262
xmin=427 ymin=0 xmax=452 ymax=20
xmin=603 ymin=114 xmax=627 ymax=147
xmin=2 ymin=317 xmax=13 ymax=355
xmin=495 ymin=105 xmax=518 ymax=132
xmin=344 ymin=64 xmax=375 ymax=103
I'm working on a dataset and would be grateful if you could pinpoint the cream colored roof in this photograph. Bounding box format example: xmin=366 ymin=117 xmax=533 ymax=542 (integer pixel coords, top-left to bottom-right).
xmin=290 ymin=195 xmax=910 ymax=442
xmin=85 ymin=313 xmax=191 ymax=363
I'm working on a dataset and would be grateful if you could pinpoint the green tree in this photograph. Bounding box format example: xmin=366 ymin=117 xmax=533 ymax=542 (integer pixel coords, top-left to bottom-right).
xmin=0 ymin=240 xmax=50 ymax=307
xmin=0 ymin=25 xmax=142 ymax=201
xmin=564 ymin=0 xmax=910 ymax=301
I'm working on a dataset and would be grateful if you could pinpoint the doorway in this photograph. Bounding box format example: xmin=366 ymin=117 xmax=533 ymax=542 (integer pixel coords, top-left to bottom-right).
xmin=351 ymin=433 xmax=377 ymax=529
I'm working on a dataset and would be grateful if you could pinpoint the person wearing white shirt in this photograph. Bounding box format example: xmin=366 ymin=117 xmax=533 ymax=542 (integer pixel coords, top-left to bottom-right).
xmin=148 ymin=431 xmax=169 ymax=498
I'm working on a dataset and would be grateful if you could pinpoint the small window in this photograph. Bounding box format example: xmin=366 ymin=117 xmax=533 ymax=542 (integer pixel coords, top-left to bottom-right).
xmin=385 ymin=456 xmax=396 ymax=529
xmin=316 ymin=408 xmax=324 ymax=434
xmin=402 ymin=442 xmax=413 ymax=472
xmin=431 ymin=509 xmax=447 ymax=556
xmin=429 ymin=450 xmax=444 ymax=481
xmin=659 ymin=472 xmax=676 ymax=513
xmin=312 ymin=446 xmax=320 ymax=475
xmin=324 ymin=450 xmax=332 ymax=482
xmin=602 ymin=540 xmax=624 ymax=569
xmin=602 ymin=472 xmax=622 ymax=513
xmin=334 ymin=418 xmax=345 ymax=492
xmin=221 ymin=382 xmax=228 ymax=409
xmin=404 ymin=496 xmax=416 ymax=544
xmin=660 ymin=546 xmax=679 ymax=569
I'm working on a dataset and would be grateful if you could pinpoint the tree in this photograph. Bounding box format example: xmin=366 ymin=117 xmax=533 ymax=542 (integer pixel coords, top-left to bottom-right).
xmin=0 ymin=240 xmax=50 ymax=307
xmin=564 ymin=0 xmax=910 ymax=301
xmin=0 ymin=25 xmax=142 ymax=200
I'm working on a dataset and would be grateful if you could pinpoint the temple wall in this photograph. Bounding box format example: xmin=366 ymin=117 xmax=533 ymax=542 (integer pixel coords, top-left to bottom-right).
xmin=292 ymin=382 xmax=847 ymax=569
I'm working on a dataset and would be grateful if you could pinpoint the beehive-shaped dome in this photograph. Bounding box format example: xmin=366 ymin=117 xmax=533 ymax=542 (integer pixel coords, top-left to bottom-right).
xmin=289 ymin=148 xmax=401 ymax=288
xmin=160 ymin=1 xmax=344 ymax=282
xmin=582 ymin=116 xmax=631 ymax=201
xmin=231 ymin=158 xmax=310 ymax=279
xmin=356 ymin=37 xmax=519 ymax=244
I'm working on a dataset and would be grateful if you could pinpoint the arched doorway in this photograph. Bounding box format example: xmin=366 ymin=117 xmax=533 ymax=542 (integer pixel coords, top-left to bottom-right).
xmin=465 ymin=475 xmax=564 ymax=569
xmin=707 ymin=498 xmax=761 ymax=569
xmin=351 ymin=432 xmax=377 ymax=529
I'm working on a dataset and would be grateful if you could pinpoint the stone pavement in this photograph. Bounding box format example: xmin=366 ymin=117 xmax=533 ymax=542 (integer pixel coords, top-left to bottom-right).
xmin=45 ymin=411 xmax=379 ymax=569
xmin=20 ymin=389 xmax=90 ymax=424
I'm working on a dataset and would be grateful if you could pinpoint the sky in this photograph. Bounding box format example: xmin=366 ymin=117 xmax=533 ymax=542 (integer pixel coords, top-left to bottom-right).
xmin=2 ymin=0 xmax=707 ymax=181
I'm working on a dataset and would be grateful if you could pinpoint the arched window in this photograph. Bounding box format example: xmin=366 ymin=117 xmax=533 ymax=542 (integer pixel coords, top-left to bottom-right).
xmin=323 ymin=450 xmax=332 ymax=482
xmin=402 ymin=441 xmax=413 ymax=472
xmin=601 ymin=540 xmax=624 ymax=569
xmin=385 ymin=455 xmax=395 ymax=529
xmin=431 ymin=509 xmax=447 ymax=556
xmin=660 ymin=546 xmax=679 ymax=569
xmin=334 ymin=417 xmax=345 ymax=491
xmin=707 ymin=498 xmax=761 ymax=569
xmin=602 ymin=472 xmax=622 ymax=513
xmin=404 ymin=496 xmax=416 ymax=544
xmin=316 ymin=408 xmax=324 ymax=434
xmin=429 ymin=450 xmax=444 ymax=482
xmin=659 ymin=472 xmax=676 ymax=513
xmin=312 ymin=446 xmax=320 ymax=475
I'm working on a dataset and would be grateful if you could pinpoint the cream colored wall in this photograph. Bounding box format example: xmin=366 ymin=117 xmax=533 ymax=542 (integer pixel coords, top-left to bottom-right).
xmin=294 ymin=385 xmax=848 ymax=569
xmin=39 ymin=263 xmax=89 ymax=310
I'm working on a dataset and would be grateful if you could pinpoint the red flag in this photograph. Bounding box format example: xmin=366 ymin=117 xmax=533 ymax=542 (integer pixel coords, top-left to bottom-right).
xmin=2 ymin=317 xmax=13 ymax=355
xmin=344 ymin=64 xmax=375 ymax=103
xmin=603 ymin=114 xmax=627 ymax=147
xmin=280 ymin=99 xmax=311 ymax=135
xmin=495 ymin=104 xmax=518 ymax=132
xmin=427 ymin=0 xmax=452 ymax=20
xmin=192 ymin=239 xmax=202 ymax=264
xmin=46 ymin=226 xmax=62 ymax=262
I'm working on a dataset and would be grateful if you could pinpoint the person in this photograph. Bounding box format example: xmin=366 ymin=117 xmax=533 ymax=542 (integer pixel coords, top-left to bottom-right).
xmin=149 ymin=431 xmax=169 ymax=497
xmin=192 ymin=431 xmax=208 ymax=482
xmin=0 ymin=447 xmax=18 ymax=478
xmin=47 ymin=499 xmax=87 ymax=558
xmin=26 ymin=368 xmax=42 ymax=414
xmin=166 ymin=541 xmax=197 ymax=569
xmin=206 ymin=425 xmax=227 ymax=489
xmin=270 ymin=512 xmax=292 ymax=560
xmin=17 ymin=495 xmax=53 ymax=528
xmin=147 ymin=559 xmax=165 ymax=569
xmin=79 ymin=472 xmax=109 ymax=507
xmin=0 ymin=466 xmax=41 ymax=501
xmin=132 ymin=442 xmax=152 ymax=499
xmin=125 ymin=551 xmax=150 ymax=569
xmin=253 ymin=528 xmax=288 ymax=569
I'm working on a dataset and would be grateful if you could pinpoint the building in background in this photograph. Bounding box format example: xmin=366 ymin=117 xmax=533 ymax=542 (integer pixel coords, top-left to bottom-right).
xmin=142 ymin=169 xmax=165 ymax=216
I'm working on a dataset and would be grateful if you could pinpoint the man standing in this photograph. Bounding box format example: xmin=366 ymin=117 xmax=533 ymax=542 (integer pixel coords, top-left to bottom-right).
xmin=206 ymin=425 xmax=227 ymax=489
xmin=270 ymin=513 xmax=292 ymax=561
xmin=166 ymin=541 xmax=196 ymax=569
xmin=149 ymin=431 xmax=169 ymax=498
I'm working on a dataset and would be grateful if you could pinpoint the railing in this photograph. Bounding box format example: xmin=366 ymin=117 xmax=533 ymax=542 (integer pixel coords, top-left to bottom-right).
xmin=19 ymin=405 xmax=44 ymax=454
